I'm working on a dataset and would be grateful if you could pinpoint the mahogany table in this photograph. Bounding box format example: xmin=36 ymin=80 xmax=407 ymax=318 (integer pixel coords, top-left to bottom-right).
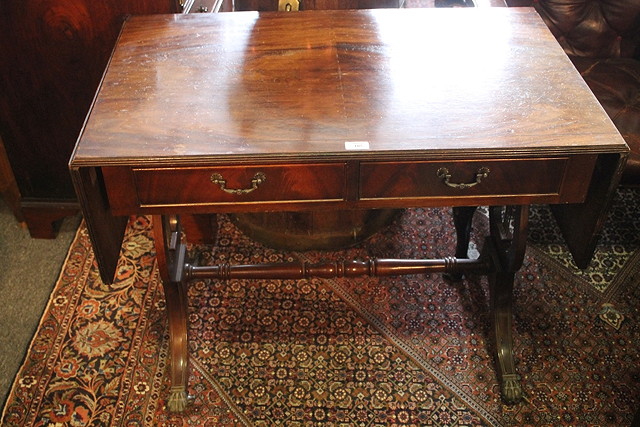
xmin=69 ymin=8 xmax=629 ymax=412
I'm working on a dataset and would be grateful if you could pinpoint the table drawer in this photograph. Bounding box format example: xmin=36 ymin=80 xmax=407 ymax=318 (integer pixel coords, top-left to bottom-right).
xmin=132 ymin=163 xmax=346 ymax=207
xmin=359 ymin=157 xmax=595 ymax=202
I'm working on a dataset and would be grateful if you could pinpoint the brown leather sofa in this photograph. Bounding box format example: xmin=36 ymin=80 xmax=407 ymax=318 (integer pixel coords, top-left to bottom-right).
xmin=507 ymin=0 xmax=640 ymax=186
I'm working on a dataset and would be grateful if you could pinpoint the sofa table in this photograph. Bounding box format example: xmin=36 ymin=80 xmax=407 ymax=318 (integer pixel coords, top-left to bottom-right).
xmin=69 ymin=8 xmax=629 ymax=411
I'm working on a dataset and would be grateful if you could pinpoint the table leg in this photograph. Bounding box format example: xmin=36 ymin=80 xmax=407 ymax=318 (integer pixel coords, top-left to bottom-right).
xmin=486 ymin=205 xmax=528 ymax=404
xmin=445 ymin=206 xmax=478 ymax=281
xmin=152 ymin=215 xmax=190 ymax=412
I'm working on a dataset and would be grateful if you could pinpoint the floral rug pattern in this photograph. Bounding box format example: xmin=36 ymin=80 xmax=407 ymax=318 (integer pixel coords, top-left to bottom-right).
xmin=2 ymin=190 xmax=640 ymax=426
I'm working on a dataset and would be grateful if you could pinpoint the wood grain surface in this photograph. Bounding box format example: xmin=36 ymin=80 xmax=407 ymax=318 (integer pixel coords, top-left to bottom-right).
xmin=71 ymin=8 xmax=628 ymax=165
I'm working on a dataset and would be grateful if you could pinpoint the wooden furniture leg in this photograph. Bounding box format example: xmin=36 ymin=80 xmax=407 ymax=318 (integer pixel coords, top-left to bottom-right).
xmin=453 ymin=206 xmax=478 ymax=259
xmin=485 ymin=205 xmax=529 ymax=404
xmin=152 ymin=215 xmax=190 ymax=412
xmin=445 ymin=206 xmax=478 ymax=281
xmin=21 ymin=202 xmax=79 ymax=238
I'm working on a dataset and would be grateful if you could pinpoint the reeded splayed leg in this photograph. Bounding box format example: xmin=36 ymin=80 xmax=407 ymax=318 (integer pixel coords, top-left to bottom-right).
xmin=153 ymin=215 xmax=190 ymax=412
xmin=486 ymin=205 xmax=528 ymax=404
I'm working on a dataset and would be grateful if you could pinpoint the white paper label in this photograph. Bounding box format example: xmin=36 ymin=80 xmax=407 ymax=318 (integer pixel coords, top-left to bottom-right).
xmin=345 ymin=141 xmax=370 ymax=150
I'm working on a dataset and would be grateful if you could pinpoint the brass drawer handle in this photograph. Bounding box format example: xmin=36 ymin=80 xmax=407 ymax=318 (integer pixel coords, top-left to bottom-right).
xmin=210 ymin=172 xmax=267 ymax=195
xmin=437 ymin=167 xmax=490 ymax=189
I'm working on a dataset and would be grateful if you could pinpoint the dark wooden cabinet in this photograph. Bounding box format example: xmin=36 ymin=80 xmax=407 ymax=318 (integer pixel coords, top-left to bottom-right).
xmin=0 ymin=0 xmax=180 ymax=237
xmin=0 ymin=136 xmax=23 ymax=222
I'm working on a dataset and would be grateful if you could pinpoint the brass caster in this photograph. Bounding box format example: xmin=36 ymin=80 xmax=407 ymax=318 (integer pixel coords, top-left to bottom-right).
xmin=501 ymin=373 xmax=523 ymax=404
xmin=167 ymin=386 xmax=188 ymax=412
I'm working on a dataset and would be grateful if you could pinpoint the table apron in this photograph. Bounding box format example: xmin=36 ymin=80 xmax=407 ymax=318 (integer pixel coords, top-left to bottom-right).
xmin=101 ymin=154 xmax=597 ymax=215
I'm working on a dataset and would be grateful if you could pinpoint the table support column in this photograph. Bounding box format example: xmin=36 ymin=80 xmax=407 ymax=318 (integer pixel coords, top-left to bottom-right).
xmin=152 ymin=215 xmax=190 ymax=412
xmin=485 ymin=205 xmax=529 ymax=404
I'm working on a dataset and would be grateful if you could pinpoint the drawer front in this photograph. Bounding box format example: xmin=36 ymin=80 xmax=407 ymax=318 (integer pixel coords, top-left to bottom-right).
xmin=359 ymin=157 xmax=591 ymax=201
xmin=133 ymin=163 xmax=346 ymax=207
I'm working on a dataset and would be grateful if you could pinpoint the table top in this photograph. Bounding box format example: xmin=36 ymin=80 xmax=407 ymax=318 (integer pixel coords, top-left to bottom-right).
xmin=70 ymin=7 xmax=628 ymax=167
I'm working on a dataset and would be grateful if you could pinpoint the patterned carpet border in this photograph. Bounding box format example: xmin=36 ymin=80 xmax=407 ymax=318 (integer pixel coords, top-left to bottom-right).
xmin=1 ymin=218 xmax=169 ymax=426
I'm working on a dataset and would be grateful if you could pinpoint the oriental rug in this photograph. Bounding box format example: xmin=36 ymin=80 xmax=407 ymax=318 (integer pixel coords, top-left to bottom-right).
xmin=2 ymin=189 xmax=639 ymax=426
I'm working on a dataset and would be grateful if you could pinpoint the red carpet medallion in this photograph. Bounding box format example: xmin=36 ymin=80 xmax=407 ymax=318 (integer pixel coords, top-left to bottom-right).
xmin=2 ymin=190 xmax=639 ymax=426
